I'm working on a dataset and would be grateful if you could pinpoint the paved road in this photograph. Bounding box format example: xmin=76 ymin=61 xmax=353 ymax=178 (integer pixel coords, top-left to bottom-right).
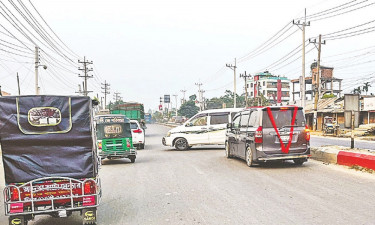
xmin=1 ymin=124 xmax=375 ymax=224
xmin=311 ymin=135 xmax=375 ymax=150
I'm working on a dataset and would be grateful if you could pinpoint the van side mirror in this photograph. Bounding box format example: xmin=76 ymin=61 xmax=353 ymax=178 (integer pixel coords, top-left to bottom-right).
xmin=227 ymin=123 xmax=232 ymax=129
xmin=185 ymin=122 xmax=193 ymax=127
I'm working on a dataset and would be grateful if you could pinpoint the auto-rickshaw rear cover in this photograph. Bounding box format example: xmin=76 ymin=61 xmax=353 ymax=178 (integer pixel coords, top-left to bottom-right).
xmin=0 ymin=95 xmax=98 ymax=183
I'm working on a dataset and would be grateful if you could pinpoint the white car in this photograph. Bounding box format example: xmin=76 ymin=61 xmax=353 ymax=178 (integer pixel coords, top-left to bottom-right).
xmin=130 ymin=120 xmax=145 ymax=149
xmin=162 ymin=108 xmax=242 ymax=150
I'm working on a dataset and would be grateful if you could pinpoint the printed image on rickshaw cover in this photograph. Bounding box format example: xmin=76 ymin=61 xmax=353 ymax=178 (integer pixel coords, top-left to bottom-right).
xmin=28 ymin=107 xmax=62 ymax=126
xmin=16 ymin=96 xmax=72 ymax=134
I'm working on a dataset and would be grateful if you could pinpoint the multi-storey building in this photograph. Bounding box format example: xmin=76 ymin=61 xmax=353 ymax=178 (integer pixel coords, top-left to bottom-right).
xmin=247 ymin=71 xmax=291 ymax=104
xmin=291 ymin=62 xmax=342 ymax=102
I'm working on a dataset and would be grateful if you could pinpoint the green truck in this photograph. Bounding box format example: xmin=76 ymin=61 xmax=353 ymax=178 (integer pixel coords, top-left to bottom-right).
xmin=110 ymin=102 xmax=144 ymax=122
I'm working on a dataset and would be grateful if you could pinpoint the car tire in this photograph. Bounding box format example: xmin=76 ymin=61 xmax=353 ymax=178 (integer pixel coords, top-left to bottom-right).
xmin=174 ymin=138 xmax=189 ymax=150
xmin=140 ymin=143 xmax=145 ymax=149
xmin=293 ymin=158 xmax=306 ymax=165
xmin=246 ymin=146 xmax=254 ymax=167
xmin=225 ymin=142 xmax=232 ymax=158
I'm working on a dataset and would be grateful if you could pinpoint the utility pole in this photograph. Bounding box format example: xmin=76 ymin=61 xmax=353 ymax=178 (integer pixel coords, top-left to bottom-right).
xmin=101 ymin=80 xmax=110 ymax=109
xmin=180 ymin=89 xmax=187 ymax=104
xmin=226 ymin=58 xmax=237 ymax=108
xmin=240 ymin=71 xmax=252 ymax=107
xmin=35 ymin=46 xmax=39 ymax=95
xmin=310 ymin=34 xmax=326 ymax=131
xmin=293 ymin=9 xmax=310 ymax=108
xmin=17 ymin=73 xmax=20 ymax=95
xmin=78 ymin=56 xmax=93 ymax=96
xmin=113 ymin=91 xmax=121 ymax=103
xmin=34 ymin=46 xmax=47 ymax=95
xmin=173 ymin=94 xmax=178 ymax=116
xmin=195 ymin=82 xmax=204 ymax=111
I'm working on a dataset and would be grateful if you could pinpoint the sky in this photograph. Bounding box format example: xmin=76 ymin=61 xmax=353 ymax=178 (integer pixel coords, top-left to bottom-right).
xmin=0 ymin=0 xmax=375 ymax=111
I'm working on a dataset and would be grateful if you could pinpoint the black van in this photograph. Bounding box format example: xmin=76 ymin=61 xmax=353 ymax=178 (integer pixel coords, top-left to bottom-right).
xmin=225 ymin=106 xmax=311 ymax=166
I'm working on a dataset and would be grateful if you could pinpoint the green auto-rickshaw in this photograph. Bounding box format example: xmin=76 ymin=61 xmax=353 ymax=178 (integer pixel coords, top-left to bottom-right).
xmin=95 ymin=114 xmax=137 ymax=163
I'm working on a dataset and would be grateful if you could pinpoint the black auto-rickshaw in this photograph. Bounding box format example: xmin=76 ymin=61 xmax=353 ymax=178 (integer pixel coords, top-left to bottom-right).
xmin=0 ymin=95 xmax=101 ymax=225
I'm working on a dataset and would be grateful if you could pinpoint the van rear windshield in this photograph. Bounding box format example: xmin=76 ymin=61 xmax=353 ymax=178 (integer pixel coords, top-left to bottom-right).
xmin=262 ymin=109 xmax=305 ymax=128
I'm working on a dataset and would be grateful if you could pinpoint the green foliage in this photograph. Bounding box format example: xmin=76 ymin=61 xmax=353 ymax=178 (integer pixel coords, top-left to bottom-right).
xmin=152 ymin=111 xmax=163 ymax=122
xmin=352 ymin=86 xmax=362 ymax=94
xmin=178 ymin=101 xmax=199 ymax=118
xmin=322 ymin=93 xmax=335 ymax=99
xmin=189 ymin=94 xmax=197 ymax=101
xmin=362 ymin=82 xmax=371 ymax=95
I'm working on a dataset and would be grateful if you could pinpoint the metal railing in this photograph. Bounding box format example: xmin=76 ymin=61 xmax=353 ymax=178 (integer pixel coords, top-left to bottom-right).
xmin=3 ymin=176 xmax=101 ymax=216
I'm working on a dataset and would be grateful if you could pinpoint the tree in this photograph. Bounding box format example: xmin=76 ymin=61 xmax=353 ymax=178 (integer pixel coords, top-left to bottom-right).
xmin=362 ymin=82 xmax=371 ymax=95
xmin=189 ymin=94 xmax=197 ymax=101
xmin=178 ymin=101 xmax=199 ymax=118
xmin=353 ymin=86 xmax=362 ymax=94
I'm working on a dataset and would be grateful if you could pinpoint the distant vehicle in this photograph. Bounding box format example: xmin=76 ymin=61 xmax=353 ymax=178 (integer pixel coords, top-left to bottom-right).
xmin=162 ymin=108 xmax=242 ymax=150
xmin=226 ymin=106 xmax=311 ymax=166
xmin=130 ymin=120 xmax=145 ymax=149
xmin=96 ymin=114 xmax=137 ymax=163
xmin=111 ymin=102 xmax=144 ymax=122
xmin=144 ymin=113 xmax=152 ymax=124
xmin=0 ymin=95 xmax=101 ymax=225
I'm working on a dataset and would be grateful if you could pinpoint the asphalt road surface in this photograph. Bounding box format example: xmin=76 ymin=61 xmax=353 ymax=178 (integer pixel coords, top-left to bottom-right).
xmin=1 ymin=124 xmax=375 ymax=225
xmin=311 ymin=135 xmax=375 ymax=150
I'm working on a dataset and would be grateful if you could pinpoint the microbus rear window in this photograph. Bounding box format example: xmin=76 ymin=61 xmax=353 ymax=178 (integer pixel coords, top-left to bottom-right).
xmin=262 ymin=108 xmax=305 ymax=128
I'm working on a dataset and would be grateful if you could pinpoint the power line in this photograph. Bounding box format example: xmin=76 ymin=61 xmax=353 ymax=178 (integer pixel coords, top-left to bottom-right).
xmin=311 ymin=1 xmax=375 ymax=22
xmin=27 ymin=0 xmax=81 ymax=59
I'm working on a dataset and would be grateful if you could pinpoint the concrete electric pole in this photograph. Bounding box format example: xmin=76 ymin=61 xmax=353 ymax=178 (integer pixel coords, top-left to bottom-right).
xmin=226 ymin=58 xmax=237 ymax=108
xmin=34 ymin=46 xmax=47 ymax=94
xmin=78 ymin=56 xmax=93 ymax=96
xmin=173 ymin=94 xmax=178 ymax=116
xmin=293 ymin=9 xmax=310 ymax=108
xmin=180 ymin=89 xmax=187 ymax=104
xmin=195 ymin=82 xmax=204 ymax=111
xmin=240 ymin=71 xmax=252 ymax=107
xmin=101 ymin=80 xmax=110 ymax=109
xmin=310 ymin=34 xmax=326 ymax=131
xmin=114 ymin=91 xmax=122 ymax=103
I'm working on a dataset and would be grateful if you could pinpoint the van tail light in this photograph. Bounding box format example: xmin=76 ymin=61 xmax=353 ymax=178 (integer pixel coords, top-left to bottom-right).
xmin=305 ymin=125 xmax=310 ymax=141
xmin=10 ymin=187 xmax=20 ymax=201
xmin=98 ymin=141 xmax=102 ymax=150
xmin=255 ymin=126 xmax=263 ymax=144
xmin=84 ymin=180 xmax=96 ymax=195
xmin=126 ymin=139 xmax=131 ymax=148
xmin=133 ymin=129 xmax=142 ymax=133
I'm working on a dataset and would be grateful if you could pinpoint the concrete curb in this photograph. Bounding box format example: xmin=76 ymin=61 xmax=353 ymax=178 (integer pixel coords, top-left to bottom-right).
xmin=156 ymin=122 xmax=178 ymax=128
xmin=311 ymin=146 xmax=375 ymax=170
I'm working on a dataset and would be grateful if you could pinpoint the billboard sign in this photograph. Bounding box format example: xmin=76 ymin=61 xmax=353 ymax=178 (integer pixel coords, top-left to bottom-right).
xmin=363 ymin=97 xmax=375 ymax=111
xmin=164 ymin=95 xmax=170 ymax=103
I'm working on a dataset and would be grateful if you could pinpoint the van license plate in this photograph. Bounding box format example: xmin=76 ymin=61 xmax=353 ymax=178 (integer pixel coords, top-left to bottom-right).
xmin=280 ymin=136 xmax=289 ymax=142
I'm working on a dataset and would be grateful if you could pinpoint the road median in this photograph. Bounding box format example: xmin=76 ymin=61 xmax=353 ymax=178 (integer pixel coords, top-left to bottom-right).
xmin=311 ymin=145 xmax=375 ymax=172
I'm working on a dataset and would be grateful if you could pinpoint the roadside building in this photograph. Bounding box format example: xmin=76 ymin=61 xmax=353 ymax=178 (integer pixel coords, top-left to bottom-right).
xmin=304 ymin=96 xmax=375 ymax=132
xmin=291 ymin=62 xmax=342 ymax=103
xmin=247 ymin=71 xmax=290 ymax=105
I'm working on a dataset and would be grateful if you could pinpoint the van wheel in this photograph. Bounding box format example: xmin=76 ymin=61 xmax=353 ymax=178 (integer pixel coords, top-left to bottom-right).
xmin=129 ymin=156 xmax=136 ymax=163
xmin=293 ymin=159 xmax=306 ymax=165
xmin=175 ymin=138 xmax=189 ymax=150
xmin=246 ymin=146 xmax=254 ymax=167
xmin=225 ymin=142 xmax=232 ymax=158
